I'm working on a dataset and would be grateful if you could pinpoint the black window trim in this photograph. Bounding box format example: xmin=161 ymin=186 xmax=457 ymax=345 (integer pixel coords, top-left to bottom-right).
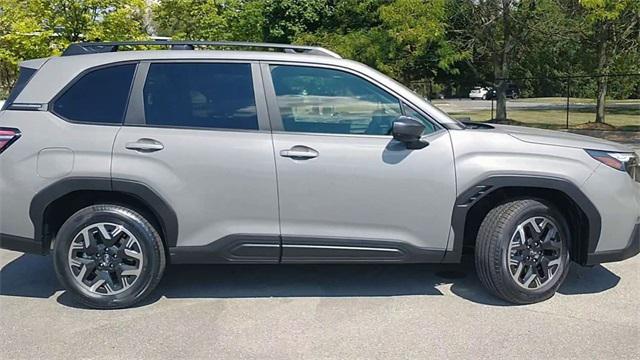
xmin=260 ymin=61 xmax=444 ymax=137
xmin=48 ymin=61 xmax=140 ymax=126
xmin=123 ymin=59 xmax=271 ymax=133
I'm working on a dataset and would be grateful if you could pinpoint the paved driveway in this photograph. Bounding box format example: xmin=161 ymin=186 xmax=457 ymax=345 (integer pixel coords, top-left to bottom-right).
xmin=1 ymin=249 xmax=638 ymax=359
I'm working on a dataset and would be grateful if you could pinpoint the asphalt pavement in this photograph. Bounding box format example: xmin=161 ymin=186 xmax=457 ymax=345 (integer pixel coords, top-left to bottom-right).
xmin=1 ymin=248 xmax=638 ymax=359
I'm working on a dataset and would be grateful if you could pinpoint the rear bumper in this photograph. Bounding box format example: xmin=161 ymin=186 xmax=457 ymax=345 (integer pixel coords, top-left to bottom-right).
xmin=0 ymin=233 xmax=46 ymax=255
xmin=585 ymin=223 xmax=640 ymax=265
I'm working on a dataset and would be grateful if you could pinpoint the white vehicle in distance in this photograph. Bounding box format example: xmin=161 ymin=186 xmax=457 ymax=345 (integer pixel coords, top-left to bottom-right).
xmin=469 ymin=86 xmax=490 ymax=100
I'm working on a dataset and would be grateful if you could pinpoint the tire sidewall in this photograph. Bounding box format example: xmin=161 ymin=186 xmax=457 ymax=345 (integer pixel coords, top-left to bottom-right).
xmin=498 ymin=201 xmax=571 ymax=301
xmin=53 ymin=205 xmax=163 ymax=308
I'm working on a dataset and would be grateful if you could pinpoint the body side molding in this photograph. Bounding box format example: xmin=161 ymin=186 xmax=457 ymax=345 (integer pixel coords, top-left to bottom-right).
xmin=281 ymin=236 xmax=444 ymax=263
xmin=169 ymin=234 xmax=281 ymax=264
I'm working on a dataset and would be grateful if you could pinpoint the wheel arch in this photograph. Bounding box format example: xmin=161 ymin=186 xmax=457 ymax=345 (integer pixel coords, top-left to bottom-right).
xmin=445 ymin=176 xmax=601 ymax=266
xmin=29 ymin=177 xmax=178 ymax=253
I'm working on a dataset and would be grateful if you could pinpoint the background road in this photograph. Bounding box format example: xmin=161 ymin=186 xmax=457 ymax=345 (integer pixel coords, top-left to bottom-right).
xmin=1 ymin=249 xmax=638 ymax=359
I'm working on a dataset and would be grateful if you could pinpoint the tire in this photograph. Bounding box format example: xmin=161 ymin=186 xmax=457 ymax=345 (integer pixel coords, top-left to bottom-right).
xmin=53 ymin=205 xmax=166 ymax=309
xmin=475 ymin=200 xmax=570 ymax=304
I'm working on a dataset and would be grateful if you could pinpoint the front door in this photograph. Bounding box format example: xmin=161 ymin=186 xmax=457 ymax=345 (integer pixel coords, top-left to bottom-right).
xmin=264 ymin=64 xmax=457 ymax=263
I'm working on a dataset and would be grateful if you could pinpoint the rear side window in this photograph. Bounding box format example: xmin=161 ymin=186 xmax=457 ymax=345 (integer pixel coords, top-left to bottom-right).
xmin=142 ymin=63 xmax=258 ymax=130
xmin=2 ymin=67 xmax=37 ymax=110
xmin=53 ymin=64 xmax=136 ymax=124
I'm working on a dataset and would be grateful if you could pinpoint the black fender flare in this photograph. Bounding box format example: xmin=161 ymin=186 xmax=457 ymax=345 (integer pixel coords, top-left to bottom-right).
xmin=443 ymin=175 xmax=601 ymax=264
xmin=29 ymin=177 xmax=179 ymax=249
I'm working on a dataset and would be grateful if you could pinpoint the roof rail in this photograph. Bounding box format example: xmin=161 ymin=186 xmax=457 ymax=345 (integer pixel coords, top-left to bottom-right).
xmin=61 ymin=41 xmax=342 ymax=59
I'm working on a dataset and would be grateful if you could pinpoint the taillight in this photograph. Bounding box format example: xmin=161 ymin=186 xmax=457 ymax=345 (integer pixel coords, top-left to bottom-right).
xmin=0 ymin=128 xmax=21 ymax=154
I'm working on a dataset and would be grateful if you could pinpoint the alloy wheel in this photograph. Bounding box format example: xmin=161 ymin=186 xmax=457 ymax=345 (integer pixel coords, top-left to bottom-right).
xmin=506 ymin=216 xmax=564 ymax=290
xmin=67 ymin=222 xmax=144 ymax=295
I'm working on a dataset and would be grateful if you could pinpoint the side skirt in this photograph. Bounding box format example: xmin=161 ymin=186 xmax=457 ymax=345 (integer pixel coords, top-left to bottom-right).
xmin=168 ymin=235 xmax=446 ymax=264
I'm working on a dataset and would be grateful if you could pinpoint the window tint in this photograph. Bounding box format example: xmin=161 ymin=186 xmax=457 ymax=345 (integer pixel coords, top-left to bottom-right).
xmin=53 ymin=64 xmax=135 ymax=124
xmin=143 ymin=63 xmax=258 ymax=130
xmin=270 ymin=65 xmax=402 ymax=135
xmin=2 ymin=67 xmax=37 ymax=110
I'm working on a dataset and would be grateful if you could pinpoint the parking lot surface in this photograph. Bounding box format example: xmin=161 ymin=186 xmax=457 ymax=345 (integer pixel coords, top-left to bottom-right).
xmin=1 ymin=248 xmax=638 ymax=359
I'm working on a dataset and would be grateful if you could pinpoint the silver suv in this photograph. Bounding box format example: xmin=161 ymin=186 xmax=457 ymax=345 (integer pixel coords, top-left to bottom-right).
xmin=1 ymin=41 xmax=638 ymax=308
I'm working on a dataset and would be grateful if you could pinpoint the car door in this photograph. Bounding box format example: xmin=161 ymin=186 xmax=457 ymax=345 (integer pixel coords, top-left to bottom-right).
xmin=263 ymin=63 xmax=457 ymax=263
xmin=112 ymin=61 xmax=280 ymax=263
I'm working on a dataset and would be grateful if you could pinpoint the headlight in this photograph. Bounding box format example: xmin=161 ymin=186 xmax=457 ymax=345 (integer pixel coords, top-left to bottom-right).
xmin=586 ymin=149 xmax=638 ymax=181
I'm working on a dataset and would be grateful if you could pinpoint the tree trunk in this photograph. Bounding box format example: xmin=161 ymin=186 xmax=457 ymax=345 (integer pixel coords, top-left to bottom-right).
xmin=595 ymin=21 xmax=610 ymax=124
xmin=494 ymin=53 xmax=509 ymax=121
xmin=495 ymin=0 xmax=512 ymax=121
xmin=595 ymin=76 xmax=607 ymax=123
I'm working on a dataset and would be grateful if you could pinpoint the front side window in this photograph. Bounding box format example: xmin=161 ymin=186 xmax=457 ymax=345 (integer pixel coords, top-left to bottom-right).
xmin=53 ymin=64 xmax=136 ymax=124
xmin=402 ymin=103 xmax=438 ymax=134
xmin=270 ymin=65 xmax=403 ymax=135
xmin=143 ymin=63 xmax=258 ymax=130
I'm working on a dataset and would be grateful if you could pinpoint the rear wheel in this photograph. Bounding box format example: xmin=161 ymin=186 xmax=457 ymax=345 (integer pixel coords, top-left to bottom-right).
xmin=475 ymin=200 xmax=570 ymax=304
xmin=53 ymin=205 xmax=166 ymax=309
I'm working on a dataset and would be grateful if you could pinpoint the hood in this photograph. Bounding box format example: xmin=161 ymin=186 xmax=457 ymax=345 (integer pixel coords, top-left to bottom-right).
xmin=487 ymin=124 xmax=633 ymax=152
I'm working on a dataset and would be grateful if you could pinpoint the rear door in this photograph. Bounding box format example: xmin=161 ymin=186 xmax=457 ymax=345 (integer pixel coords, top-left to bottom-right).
xmin=112 ymin=61 xmax=280 ymax=262
xmin=263 ymin=63 xmax=457 ymax=263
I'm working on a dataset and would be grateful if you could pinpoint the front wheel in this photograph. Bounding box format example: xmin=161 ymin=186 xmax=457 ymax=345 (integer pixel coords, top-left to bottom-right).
xmin=475 ymin=200 xmax=570 ymax=304
xmin=53 ymin=205 xmax=166 ymax=309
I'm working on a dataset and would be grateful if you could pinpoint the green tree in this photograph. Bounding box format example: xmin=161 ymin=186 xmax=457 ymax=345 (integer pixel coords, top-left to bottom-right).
xmin=298 ymin=0 xmax=468 ymax=87
xmin=48 ymin=0 xmax=147 ymax=42
xmin=153 ymin=0 xmax=231 ymax=40
xmin=0 ymin=0 xmax=148 ymax=95
xmin=260 ymin=0 xmax=330 ymax=43
xmin=579 ymin=0 xmax=640 ymax=123
xmin=0 ymin=0 xmax=53 ymax=95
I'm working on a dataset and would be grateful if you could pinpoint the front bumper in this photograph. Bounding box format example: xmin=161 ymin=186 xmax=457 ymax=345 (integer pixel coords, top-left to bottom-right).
xmin=585 ymin=223 xmax=640 ymax=265
xmin=0 ymin=233 xmax=46 ymax=255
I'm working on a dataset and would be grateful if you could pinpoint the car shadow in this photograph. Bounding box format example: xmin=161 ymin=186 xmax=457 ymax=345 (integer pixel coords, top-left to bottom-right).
xmin=0 ymin=253 xmax=621 ymax=310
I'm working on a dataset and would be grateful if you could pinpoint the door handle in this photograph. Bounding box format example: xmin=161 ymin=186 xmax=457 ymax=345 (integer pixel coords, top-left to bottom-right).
xmin=125 ymin=138 xmax=164 ymax=153
xmin=280 ymin=145 xmax=319 ymax=159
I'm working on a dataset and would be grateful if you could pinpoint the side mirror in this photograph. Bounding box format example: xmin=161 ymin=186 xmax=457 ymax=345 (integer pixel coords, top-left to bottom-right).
xmin=392 ymin=116 xmax=428 ymax=149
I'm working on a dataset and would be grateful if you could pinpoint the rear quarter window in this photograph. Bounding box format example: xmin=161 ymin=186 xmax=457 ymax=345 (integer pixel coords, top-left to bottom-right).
xmin=52 ymin=64 xmax=136 ymax=124
xmin=2 ymin=67 xmax=37 ymax=110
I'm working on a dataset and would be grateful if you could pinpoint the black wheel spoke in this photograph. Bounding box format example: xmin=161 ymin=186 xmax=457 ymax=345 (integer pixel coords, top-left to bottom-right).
xmin=539 ymin=257 xmax=550 ymax=280
xmin=541 ymin=239 xmax=561 ymax=251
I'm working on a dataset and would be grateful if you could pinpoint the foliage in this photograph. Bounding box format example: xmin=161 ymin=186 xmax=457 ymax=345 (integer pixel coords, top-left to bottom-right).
xmin=0 ymin=0 xmax=148 ymax=91
xmin=153 ymin=0 xmax=234 ymax=40
xmin=1 ymin=0 xmax=638 ymax=120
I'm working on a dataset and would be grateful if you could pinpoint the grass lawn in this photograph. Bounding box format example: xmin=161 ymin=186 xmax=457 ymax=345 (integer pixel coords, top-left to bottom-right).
xmin=447 ymin=101 xmax=639 ymax=130
xmin=516 ymin=97 xmax=640 ymax=105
